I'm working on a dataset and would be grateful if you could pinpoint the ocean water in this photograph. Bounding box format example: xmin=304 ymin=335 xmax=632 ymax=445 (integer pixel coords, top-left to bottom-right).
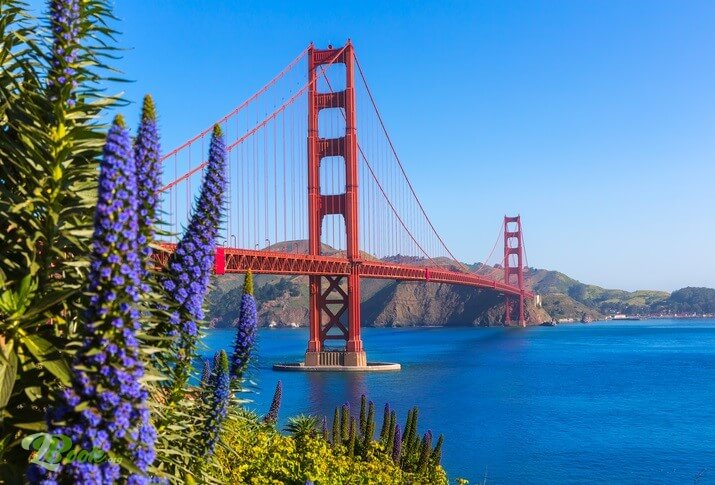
xmin=202 ymin=319 xmax=715 ymax=484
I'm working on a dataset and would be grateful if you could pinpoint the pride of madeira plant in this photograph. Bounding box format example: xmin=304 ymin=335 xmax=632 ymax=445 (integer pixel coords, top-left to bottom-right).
xmin=29 ymin=115 xmax=157 ymax=483
xmin=161 ymin=124 xmax=226 ymax=404
xmin=230 ymin=269 xmax=257 ymax=386
xmin=201 ymin=350 xmax=230 ymax=457
xmin=1 ymin=0 xmax=122 ymax=477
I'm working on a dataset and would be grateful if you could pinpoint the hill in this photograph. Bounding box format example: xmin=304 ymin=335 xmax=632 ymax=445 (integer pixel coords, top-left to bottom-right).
xmin=205 ymin=244 xmax=714 ymax=328
xmin=522 ymin=268 xmax=670 ymax=320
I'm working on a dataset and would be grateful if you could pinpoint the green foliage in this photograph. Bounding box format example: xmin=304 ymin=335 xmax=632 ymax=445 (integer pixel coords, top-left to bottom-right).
xmin=379 ymin=403 xmax=390 ymax=443
xmin=359 ymin=393 xmax=367 ymax=435
xmin=149 ymin=397 xmax=212 ymax=483
xmin=207 ymin=276 xmax=301 ymax=328
xmin=657 ymin=287 xmax=715 ymax=314
xmin=0 ymin=0 xmax=121 ymax=473
xmin=320 ymin=416 xmax=328 ymax=442
xmin=397 ymin=406 xmax=436 ymax=473
xmin=214 ymin=413 xmax=449 ymax=485
xmin=417 ymin=432 xmax=432 ymax=474
xmin=432 ymin=434 xmax=444 ymax=466
xmin=363 ymin=400 xmax=375 ymax=450
xmin=387 ymin=410 xmax=397 ymax=448
xmin=284 ymin=414 xmax=320 ymax=442
xmin=0 ymin=2 xmax=216 ymax=478
xmin=347 ymin=417 xmax=356 ymax=458
xmin=243 ymin=269 xmax=254 ymax=295
xmin=331 ymin=407 xmax=340 ymax=446
xmin=403 ymin=407 xmax=417 ymax=454
xmin=323 ymin=401 xmax=445 ymax=481
xmin=340 ymin=403 xmax=349 ymax=443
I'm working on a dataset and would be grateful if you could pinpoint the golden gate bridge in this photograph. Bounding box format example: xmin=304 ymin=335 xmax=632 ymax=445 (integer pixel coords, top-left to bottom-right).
xmin=157 ymin=41 xmax=534 ymax=368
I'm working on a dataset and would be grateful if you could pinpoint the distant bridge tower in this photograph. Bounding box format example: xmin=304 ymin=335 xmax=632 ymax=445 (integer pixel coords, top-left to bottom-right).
xmin=504 ymin=215 xmax=526 ymax=327
xmin=305 ymin=41 xmax=366 ymax=367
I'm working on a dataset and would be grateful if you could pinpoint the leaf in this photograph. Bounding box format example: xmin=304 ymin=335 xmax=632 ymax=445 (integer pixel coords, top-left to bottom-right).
xmin=0 ymin=344 xmax=18 ymax=411
xmin=39 ymin=359 xmax=72 ymax=387
xmin=20 ymin=333 xmax=55 ymax=358
xmin=20 ymin=334 xmax=71 ymax=386
xmin=17 ymin=274 xmax=32 ymax=301
xmin=21 ymin=288 xmax=76 ymax=319
xmin=13 ymin=420 xmax=46 ymax=432
xmin=113 ymin=450 xmax=141 ymax=475
xmin=23 ymin=386 xmax=40 ymax=401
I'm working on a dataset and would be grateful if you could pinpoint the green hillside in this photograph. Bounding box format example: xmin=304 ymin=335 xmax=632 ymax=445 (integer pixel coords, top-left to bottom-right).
xmin=522 ymin=268 xmax=670 ymax=319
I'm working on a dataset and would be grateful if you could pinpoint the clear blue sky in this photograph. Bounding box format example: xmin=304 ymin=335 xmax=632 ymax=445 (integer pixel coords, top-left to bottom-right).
xmin=33 ymin=1 xmax=715 ymax=291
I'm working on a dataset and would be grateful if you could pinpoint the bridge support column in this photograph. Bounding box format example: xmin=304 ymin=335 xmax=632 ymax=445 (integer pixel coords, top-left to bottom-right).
xmin=304 ymin=41 xmax=368 ymax=368
xmin=307 ymin=275 xmax=322 ymax=353
xmin=304 ymin=273 xmax=366 ymax=367
xmin=504 ymin=295 xmax=525 ymax=327
xmin=344 ymin=267 xmax=366 ymax=366
xmin=504 ymin=216 xmax=526 ymax=327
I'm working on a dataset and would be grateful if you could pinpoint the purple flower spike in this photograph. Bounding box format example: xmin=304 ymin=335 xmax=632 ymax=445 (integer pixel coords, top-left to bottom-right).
xmin=202 ymin=350 xmax=230 ymax=456
xmin=163 ymin=125 xmax=226 ymax=397
xmin=134 ymin=95 xmax=162 ymax=285
xmin=230 ymin=270 xmax=257 ymax=381
xmin=34 ymin=116 xmax=156 ymax=484
xmin=392 ymin=425 xmax=402 ymax=463
xmin=48 ymin=0 xmax=80 ymax=106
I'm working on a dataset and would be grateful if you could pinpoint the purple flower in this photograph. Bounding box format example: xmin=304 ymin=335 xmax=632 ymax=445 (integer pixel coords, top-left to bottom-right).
xmin=392 ymin=425 xmax=402 ymax=463
xmin=48 ymin=0 xmax=80 ymax=106
xmin=34 ymin=116 xmax=156 ymax=484
xmin=263 ymin=380 xmax=282 ymax=426
xmin=230 ymin=270 xmax=257 ymax=381
xmin=134 ymin=95 xmax=162 ymax=282
xmin=162 ymin=125 xmax=226 ymax=397
xmin=200 ymin=359 xmax=212 ymax=389
xmin=202 ymin=350 xmax=230 ymax=456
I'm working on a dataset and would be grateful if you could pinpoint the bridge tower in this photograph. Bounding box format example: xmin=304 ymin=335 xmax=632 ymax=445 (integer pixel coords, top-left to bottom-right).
xmin=504 ymin=215 xmax=526 ymax=327
xmin=305 ymin=41 xmax=366 ymax=367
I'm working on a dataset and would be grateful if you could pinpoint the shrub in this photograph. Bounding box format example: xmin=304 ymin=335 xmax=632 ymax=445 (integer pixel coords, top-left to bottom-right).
xmin=214 ymin=413 xmax=448 ymax=485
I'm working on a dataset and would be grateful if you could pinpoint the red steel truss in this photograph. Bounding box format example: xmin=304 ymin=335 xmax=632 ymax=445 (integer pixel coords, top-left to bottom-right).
xmin=155 ymin=244 xmax=533 ymax=300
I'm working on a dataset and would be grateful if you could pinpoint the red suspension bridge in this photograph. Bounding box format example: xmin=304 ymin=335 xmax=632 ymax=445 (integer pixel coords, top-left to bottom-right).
xmin=158 ymin=42 xmax=534 ymax=368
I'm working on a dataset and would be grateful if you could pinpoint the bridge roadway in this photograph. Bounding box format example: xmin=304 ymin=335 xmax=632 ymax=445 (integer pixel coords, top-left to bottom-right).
xmin=156 ymin=244 xmax=533 ymax=299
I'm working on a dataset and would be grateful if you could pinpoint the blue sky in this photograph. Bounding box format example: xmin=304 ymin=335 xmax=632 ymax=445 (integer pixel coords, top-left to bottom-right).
xmin=32 ymin=1 xmax=715 ymax=291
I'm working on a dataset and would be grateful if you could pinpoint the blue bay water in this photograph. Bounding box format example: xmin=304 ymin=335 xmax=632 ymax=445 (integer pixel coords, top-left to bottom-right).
xmin=202 ymin=319 xmax=715 ymax=484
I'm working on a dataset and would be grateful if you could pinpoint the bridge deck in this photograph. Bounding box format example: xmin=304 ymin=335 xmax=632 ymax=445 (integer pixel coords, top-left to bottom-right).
xmin=156 ymin=244 xmax=532 ymax=299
